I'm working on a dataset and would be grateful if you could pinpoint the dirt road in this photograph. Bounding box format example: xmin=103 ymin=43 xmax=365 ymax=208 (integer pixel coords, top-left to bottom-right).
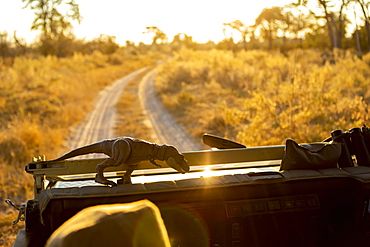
xmin=65 ymin=67 xmax=147 ymax=158
xmin=139 ymin=68 xmax=202 ymax=152
xmin=65 ymin=66 xmax=201 ymax=158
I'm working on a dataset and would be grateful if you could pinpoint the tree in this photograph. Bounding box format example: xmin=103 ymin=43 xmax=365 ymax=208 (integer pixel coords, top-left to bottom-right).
xmin=355 ymin=0 xmax=370 ymax=52
xmin=13 ymin=31 xmax=28 ymax=55
xmin=217 ymin=38 xmax=236 ymax=51
xmin=223 ymin=20 xmax=255 ymax=50
xmin=337 ymin=0 xmax=350 ymax=49
xmin=171 ymin=33 xmax=194 ymax=50
xmin=255 ymin=7 xmax=285 ymax=49
xmin=283 ymin=5 xmax=312 ymax=38
xmin=85 ymin=35 xmax=119 ymax=54
xmin=0 ymin=31 xmax=29 ymax=58
xmin=304 ymin=24 xmax=331 ymax=49
xmin=298 ymin=0 xmax=351 ymax=49
xmin=0 ymin=32 xmax=11 ymax=57
xmin=23 ymin=0 xmax=82 ymax=56
xmin=143 ymin=27 xmax=167 ymax=46
xmin=350 ymin=22 xmax=369 ymax=54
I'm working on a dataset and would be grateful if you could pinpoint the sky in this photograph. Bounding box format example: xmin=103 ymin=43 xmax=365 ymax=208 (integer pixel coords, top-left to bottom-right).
xmin=1 ymin=0 xmax=295 ymax=45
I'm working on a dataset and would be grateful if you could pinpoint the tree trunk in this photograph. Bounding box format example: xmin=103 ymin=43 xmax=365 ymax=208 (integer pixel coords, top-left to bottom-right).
xmin=242 ymin=34 xmax=247 ymax=50
xmin=366 ymin=21 xmax=370 ymax=52
xmin=326 ymin=18 xmax=336 ymax=49
xmin=269 ymin=32 xmax=273 ymax=49
xmin=268 ymin=22 xmax=273 ymax=49
xmin=332 ymin=16 xmax=339 ymax=48
xmin=354 ymin=10 xmax=363 ymax=55
xmin=337 ymin=3 xmax=345 ymax=49
xmin=358 ymin=0 xmax=370 ymax=52
xmin=355 ymin=29 xmax=363 ymax=55
xmin=319 ymin=0 xmax=336 ymax=49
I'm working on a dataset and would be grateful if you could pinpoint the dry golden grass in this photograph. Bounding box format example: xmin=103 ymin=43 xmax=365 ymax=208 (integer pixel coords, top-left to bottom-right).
xmin=0 ymin=51 xmax=162 ymax=246
xmin=0 ymin=209 xmax=24 ymax=246
xmin=155 ymin=48 xmax=370 ymax=146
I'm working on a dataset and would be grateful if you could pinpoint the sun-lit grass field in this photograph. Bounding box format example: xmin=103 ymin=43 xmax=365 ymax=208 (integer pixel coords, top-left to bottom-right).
xmin=0 ymin=51 xmax=161 ymax=246
xmin=1 ymin=47 xmax=369 ymax=246
xmin=155 ymin=48 xmax=370 ymax=146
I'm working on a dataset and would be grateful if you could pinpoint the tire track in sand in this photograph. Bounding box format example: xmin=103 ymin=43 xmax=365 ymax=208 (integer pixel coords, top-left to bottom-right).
xmin=138 ymin=68 xmax=202 ymax=152
xmin=66 ymin=67 xmax=148 ymax=158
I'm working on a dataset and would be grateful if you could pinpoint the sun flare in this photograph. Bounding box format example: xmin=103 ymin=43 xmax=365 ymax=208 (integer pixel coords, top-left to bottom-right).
xmin=201 ymin=167 xmax=214 ymax=178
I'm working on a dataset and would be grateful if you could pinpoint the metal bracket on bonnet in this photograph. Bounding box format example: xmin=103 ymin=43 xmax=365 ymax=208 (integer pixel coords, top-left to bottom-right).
xmin=5 ymin=199 xmax=26 ymax=225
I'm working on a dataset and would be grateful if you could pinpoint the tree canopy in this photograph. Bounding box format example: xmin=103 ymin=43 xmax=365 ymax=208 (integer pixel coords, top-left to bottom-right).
xmin=22 ymin=0 xmax=81 ymax=56
xmin=0 ymin=0 xmax=369 ymax=57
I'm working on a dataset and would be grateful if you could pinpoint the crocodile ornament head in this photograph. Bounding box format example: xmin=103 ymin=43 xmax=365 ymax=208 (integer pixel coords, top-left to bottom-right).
xmin=164 ymin=146 xmax=189 ymax=173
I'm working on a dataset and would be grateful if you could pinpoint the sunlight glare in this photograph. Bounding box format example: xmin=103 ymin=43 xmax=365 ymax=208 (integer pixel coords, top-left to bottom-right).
xmin=201 ymin=167 xmax=214 ymax=178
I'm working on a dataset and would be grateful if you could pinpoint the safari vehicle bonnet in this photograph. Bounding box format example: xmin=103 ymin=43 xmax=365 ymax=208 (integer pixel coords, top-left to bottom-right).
xmin=8 ymin=131 xmax=370 ymax=247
